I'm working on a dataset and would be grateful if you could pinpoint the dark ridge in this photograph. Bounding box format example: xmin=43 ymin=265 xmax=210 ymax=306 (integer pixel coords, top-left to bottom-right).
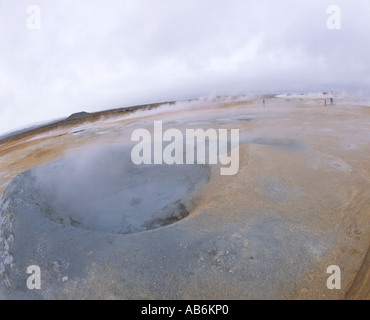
xmin=66 ymin=111 xmax=92 ymax=120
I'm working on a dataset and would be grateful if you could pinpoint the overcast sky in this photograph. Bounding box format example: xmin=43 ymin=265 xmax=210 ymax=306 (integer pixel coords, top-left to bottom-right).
xmin=1 ymin=0 xmax=370 ymax=135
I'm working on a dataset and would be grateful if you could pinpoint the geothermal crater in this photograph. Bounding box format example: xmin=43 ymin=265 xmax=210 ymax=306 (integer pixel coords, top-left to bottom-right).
xmin=30 ymin=145 xmax=211 ymax=234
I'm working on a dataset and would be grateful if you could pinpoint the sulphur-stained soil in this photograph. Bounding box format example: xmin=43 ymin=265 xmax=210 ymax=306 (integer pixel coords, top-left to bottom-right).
xmin=0 ymin=96 xmax=369 ymax=299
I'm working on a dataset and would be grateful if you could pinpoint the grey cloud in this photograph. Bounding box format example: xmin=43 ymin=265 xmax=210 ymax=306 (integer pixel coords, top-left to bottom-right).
xmin=0 ymin=0 xmax=370 ymax=134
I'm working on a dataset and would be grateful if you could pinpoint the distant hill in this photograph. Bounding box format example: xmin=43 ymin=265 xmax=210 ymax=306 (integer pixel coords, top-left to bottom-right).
xmin=66 ymin=111 xmax=92 ymax=120
xmin=0 ymin=100 xmax=174 ymax=144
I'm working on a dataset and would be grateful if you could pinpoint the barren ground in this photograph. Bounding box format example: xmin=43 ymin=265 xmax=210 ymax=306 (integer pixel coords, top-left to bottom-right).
xmin=0 ymin=96 xmax=369 ymax=299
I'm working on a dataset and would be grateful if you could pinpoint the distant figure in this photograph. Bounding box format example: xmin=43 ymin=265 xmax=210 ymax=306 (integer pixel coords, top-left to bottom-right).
xmin=330 ymin=98 xmax=334 ymax=105
xmin=325 ymin=99 xmax=327 ymax=106
xmin=263 ymin=99 xmax=265 ymax=107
